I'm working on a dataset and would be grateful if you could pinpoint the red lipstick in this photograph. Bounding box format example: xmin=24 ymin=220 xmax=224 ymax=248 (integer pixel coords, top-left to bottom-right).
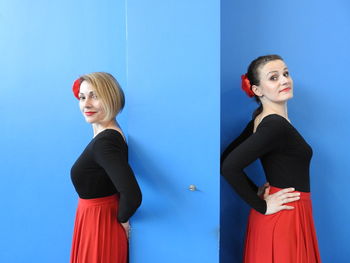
xmin=280 ymin=88 xmax=291 ymax=93
xmin=85 ymin=112 xmax=96 ymax=116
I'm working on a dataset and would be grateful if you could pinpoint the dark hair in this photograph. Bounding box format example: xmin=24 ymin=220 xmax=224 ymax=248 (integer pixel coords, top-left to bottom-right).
xmin=246 ymin=54 xmax=284 ymax=119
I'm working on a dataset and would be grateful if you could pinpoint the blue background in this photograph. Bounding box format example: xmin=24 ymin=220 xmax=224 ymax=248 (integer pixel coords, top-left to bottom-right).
xmin=1 ymin=0 xmax=221 ymax=262
xmin=1 ymin=0 xmax=349 ymax=262
xmin=220 ymin=1 xmax=350 ymax=262
xmin=0 ymin=0 xmax=126 ymax=262
xmin=126 ymin=0 xmax=220 ymax=262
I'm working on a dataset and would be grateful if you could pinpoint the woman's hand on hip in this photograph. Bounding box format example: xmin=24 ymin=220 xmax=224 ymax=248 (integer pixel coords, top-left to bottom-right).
xmin=264 ymin=187 xmax=300 ymax=215
xmin=121 ymin=221 xmax=130 ymax=239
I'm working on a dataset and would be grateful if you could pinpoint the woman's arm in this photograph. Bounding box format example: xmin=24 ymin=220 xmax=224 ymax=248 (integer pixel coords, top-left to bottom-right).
xmin=93 ymin=134 xmax=142 ymax=223
xmin=221 ymin=120 xmax=259 ymax=193
xmin=221 ymin=115 xmax=287 ymax=214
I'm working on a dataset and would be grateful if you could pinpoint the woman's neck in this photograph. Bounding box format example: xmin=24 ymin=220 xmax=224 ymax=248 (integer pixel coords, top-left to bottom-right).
xmin=92 ymin=119 xmax=119 ymax=137
xmin=260 ymin=101 xmax=289 ymax=121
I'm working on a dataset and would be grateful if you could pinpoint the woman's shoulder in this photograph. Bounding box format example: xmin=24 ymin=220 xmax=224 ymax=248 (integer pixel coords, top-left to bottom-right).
xmin=92 ymin=129 xmax=127 ymax=149
xmin=261 ymin=113 xmax=288 ymax=122
xmin=95 ymin=129 xmax=125 ymax=139
xmin=259 ymin=114 xmax=290 ymax=127
xmin=255 ymin=114 xmax=290 ymax=135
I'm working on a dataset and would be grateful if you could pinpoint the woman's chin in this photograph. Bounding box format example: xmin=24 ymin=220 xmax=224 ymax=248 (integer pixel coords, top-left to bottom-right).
xmin=84 ymin=117 xmax=96 ymax=124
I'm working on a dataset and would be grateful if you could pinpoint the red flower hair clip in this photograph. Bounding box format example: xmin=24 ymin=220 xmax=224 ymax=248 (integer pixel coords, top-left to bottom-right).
xmin=72 ymin=78 xmax=82 ymax=100
xmin=241 ymin=74 xmax=255 ymax=98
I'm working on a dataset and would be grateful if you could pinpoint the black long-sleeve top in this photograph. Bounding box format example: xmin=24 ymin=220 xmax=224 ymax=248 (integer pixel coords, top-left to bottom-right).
xmin=71 ymin=129 xmax=142 ymax=223
xmin=221 ymin=114 xmax=312 ymax=214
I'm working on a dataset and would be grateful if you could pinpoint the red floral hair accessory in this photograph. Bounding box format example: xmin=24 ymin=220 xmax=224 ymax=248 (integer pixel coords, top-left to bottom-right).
xmin=241 ymin=74 xmax=255 ymax=98
xmin=72 ymin=78 xmax=82 ymax=100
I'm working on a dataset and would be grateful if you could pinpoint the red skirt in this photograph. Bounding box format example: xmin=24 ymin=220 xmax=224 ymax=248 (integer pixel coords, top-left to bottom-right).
xmin=244 ymin=186 xmax=321 ymax=263
xmin=70 ymin=194 xmax=127 ymax=263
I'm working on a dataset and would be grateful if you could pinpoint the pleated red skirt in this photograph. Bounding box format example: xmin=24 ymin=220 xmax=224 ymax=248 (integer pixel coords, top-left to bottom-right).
xmin=244 ymin=186 xmax=321 ymax=263
xmin=70 ymin=194 xmax=127 ymax=263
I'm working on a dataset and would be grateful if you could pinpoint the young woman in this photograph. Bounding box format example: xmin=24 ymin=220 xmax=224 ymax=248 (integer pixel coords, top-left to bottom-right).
xmin=221 ymin=55 xmax=321 ymax=262
xmin=70 ymin=72 xmax=142 ymax=263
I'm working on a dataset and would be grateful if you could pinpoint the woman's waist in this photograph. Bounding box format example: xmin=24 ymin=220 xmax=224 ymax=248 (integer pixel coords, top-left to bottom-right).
xmin=265 ymin=177 xmax=310 ymax=193
xmin=78 ymin=193 xmax=119 ymax=206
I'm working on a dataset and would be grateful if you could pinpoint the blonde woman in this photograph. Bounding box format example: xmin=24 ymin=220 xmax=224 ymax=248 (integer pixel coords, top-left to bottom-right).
xmin=70 ymin=72 xmax=142 ymax=263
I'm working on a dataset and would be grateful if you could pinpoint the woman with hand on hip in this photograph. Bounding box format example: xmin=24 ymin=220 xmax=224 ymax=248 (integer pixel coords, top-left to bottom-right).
xmin=221 ymin=55 xmax=321 ymax=262
xmin=70 ymin=72 xmax=142 ymax=263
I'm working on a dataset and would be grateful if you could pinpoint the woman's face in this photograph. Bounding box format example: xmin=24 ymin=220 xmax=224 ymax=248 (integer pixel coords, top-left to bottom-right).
xmin=78 ymin=81 xmax=106 ymax=124
xmin=253 ymin=59 xmax=293 ymax=103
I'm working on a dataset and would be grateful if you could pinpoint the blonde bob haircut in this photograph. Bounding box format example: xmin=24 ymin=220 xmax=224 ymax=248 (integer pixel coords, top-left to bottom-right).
xmin=80 ymin=72 xmax=125 ymax=121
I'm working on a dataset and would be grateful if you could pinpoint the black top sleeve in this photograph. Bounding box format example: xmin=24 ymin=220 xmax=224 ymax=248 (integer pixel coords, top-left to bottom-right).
xmin=221 ymin=115 xmax=286 ymax=214
xmin=221 ymin=121 xmax=258 ymax=193
xmin=93 ymin=135 xmax=142 ymax=223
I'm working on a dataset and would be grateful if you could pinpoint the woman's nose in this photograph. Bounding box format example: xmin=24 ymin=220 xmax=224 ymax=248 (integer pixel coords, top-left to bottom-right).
xmin=83 ymin=97 xmax=92 ymax=108
xmin=280 ymin=75 xmax=289 ymax=85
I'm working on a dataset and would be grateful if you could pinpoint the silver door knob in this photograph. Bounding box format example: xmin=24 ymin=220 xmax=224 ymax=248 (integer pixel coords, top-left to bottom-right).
xmin=189 ymin=184 xmax=197 ymax=191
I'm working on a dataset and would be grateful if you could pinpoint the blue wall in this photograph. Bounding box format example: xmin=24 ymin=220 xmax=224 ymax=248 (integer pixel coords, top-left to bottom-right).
xmin=220 ymin=1 xmax=350 ymax=262
xmin=126 ymin=0 xmax=220 ymax=262
xmin=2 ymin=0 xmax=349 ymax=262
xmin=0 ymin=0 xmax=126 ymax=261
